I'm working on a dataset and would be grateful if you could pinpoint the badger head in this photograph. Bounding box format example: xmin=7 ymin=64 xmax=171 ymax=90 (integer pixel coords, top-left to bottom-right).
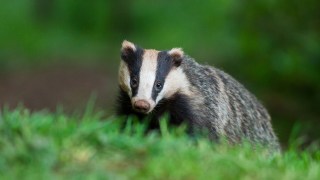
xmin=118 ymin=40 xmax=188 ymax=114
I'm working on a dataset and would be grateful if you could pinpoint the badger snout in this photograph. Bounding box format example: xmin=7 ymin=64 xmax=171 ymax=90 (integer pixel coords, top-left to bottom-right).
xmin=133 ymin=100 xmax=151 ymax=113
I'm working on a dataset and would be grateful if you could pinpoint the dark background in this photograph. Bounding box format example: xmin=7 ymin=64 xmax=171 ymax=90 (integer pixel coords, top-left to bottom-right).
xmin=0 ymin=0 xmax=319 ymax=147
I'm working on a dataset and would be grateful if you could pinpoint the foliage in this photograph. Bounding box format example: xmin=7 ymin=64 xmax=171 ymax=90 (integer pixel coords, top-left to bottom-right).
xmin=0 ymin=0 xmax=319 ymax=144
xmin=0 ymin=108 xmax=320 ymax=179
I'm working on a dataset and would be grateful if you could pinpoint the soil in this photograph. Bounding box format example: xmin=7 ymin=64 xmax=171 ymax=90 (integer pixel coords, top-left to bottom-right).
xmin=0 ymin=65 xmax=118 ymax=113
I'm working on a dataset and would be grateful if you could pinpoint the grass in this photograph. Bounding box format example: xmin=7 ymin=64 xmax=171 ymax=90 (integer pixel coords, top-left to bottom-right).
xmin=0 ymin=108 xmax=320 ymax=180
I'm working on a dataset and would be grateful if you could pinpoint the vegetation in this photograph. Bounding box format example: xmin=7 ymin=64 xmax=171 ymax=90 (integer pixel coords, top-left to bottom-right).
xmin=0 ymin=0 xmax=319 ymax=144
xmin=0 ymin=2 xmax=319 ymax=176
xmin=1 ymin=107 xmax=319 ymax=179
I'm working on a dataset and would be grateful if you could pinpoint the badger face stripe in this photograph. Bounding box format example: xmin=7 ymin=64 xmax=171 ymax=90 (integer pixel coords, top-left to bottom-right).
xmin=135 ymin=50 xmax=158 ymax=101
xmin=122 ymin=47 xmax=144 ymax=97
xmin=120 ymin=45 xmax=184 ymax=113
xmin=151 ymin=51 xmax=174 ymax=101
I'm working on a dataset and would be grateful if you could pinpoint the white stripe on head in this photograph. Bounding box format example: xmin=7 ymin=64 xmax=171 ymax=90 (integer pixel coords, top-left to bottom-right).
xmin=156 ymin=66 xmax=191 ymax=103
xmin=118 ymin=61 xmax=132 ymax=97
xmin=132 ymin=49 xmax=159 ymax=110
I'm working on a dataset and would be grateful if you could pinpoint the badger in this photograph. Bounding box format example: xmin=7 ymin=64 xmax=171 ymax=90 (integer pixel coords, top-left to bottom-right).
xmin=117 ymin=40 xmax=280 ymax=150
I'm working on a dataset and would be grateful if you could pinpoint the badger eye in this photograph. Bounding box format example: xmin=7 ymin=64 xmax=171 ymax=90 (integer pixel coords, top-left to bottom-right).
xmin=131 ymin=77 xmax=138 ymax=88
xmin=155 ymin=82 xmax=162 ymax=91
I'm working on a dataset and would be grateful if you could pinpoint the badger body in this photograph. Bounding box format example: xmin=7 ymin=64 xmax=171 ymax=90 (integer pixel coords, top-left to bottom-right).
xmin=117 ymin=40 xmax=280 ymax=150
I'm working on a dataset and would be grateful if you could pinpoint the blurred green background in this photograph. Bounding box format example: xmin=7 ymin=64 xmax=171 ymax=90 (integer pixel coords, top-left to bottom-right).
xmin=0 ymin=0 xmax=319 ymax=146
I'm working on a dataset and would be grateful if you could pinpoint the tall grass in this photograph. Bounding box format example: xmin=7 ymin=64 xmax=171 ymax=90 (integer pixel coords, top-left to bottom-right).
xmin=0 ymin=107 xmax=319 ymax=179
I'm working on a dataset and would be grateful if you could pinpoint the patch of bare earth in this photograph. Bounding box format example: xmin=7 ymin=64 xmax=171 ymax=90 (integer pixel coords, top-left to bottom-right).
xmin=0 ymin=65 xmax=118 ymax=112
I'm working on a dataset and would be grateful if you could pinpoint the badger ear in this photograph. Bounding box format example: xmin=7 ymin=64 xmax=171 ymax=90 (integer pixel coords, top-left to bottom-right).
xmin=168 ymin=48 xmax=184 ymax=67
xmin=121 ymin=40 xmax=136 ymax=60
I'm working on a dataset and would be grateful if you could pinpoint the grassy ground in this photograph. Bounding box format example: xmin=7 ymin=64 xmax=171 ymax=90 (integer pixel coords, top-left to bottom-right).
xmin=0 ymin=108 xmax=319 ymax=180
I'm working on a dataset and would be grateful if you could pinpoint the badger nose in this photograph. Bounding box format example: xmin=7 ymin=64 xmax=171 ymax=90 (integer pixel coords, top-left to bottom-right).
xmin=133 ymin=100 xmax=150 ymax=113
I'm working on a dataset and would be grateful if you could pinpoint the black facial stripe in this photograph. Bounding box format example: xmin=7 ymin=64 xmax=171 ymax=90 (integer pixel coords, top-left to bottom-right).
xmin=122 ymin=47 xmax=144 ymax=97
xmin=152 ymin=51 xmax=174 ymax=100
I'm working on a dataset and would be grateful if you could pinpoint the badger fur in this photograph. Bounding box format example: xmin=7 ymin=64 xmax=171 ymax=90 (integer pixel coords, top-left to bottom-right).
xmin=117 ymin=40 xmax=280 ymax=150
